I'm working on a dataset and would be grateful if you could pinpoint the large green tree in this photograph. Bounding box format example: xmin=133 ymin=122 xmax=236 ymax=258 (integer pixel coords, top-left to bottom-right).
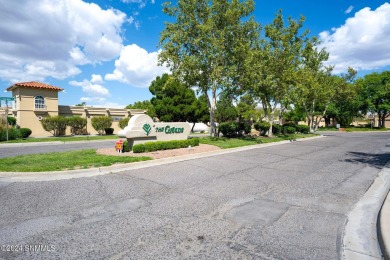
xmin=125 ymin=100 xmax=156 ymax=118
xmin=358 ymin=71 xmax=390 ymax=128
xmin=215 ymin=92 xmax=238 ymax=123
xmin=292 ymin=37 xmax=343 ymax=132
xmin=236 ymin=93 xmax=262 ymax=123
xmin=159 ymin=0 xmax=257 ymax=136
xmin=188 ymin=94 xmax=210 ymax=132
xmin=242 ymin=10 xmax=307 ymax=136
xmin=324 ymin=68 xmax=360 ymax=127
xmin=149 ymin=74 xmax=203 ymax=126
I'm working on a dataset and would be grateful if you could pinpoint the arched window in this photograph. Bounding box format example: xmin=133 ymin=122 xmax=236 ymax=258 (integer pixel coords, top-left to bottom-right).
xmin=35 ymin=96 xmax=45 ymax=109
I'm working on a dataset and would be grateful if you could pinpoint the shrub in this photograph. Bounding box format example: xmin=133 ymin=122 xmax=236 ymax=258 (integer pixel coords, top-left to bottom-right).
xmin=91 ymin=116 xmax=113 ymax=135
xmin=68 ymin=117 xmax=87 ymax=135
xmin=132 ymin=138 xmax=200 ymax=153
xmin=218 ymin=122 xmax=239 ymax=138
xmin=238 ymin=122 xmax=251 ymax=135
xmin=283 ymin=122 xmax=297 ymax=128
xmin=283 ymin=126 xmax=296 ymax=134
xmin=0 ymin=115 xmax=5 ymax=127
xmin=143 ymin=142 xmax=160 ymax=152
xmin=105 ymin=128 xmax=114 ymax=135
xmin=189 ymin=138 xmax=200 ymax=146
xmin=272 ymin=124 xmax=282 ymax=135
xmin=7 ymin=117 xmax=16 ymax=126
xmin=19 ymin=128 xmax=32 ymax=138
xmin=0 ymin=127 xmax=21 ymax=141
xmin=282 ymin=122 xmax=297 ymax=134
xmin=41 ymin=116 xmax=68 ymax=136
xmin=254 ymin=121 xmax=270 ymax=136
xmin=119 ymin=117 xmax=130 ymax=129
xmin=122 ymin=141 xmax=131 ymax=152
xmin=218 ymin=122 xmax=250 ymax=138
xmin=132 ymin=144 xmax=145 ymax=153
xmin=296 ymin=124 xmax=310 ymax=134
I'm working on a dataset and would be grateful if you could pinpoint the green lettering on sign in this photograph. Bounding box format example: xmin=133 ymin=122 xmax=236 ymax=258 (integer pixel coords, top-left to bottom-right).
xmin=163 ymin=125 xmax=184 ymax=134
xmin=143 ymin=123 xmax=152 ymax=136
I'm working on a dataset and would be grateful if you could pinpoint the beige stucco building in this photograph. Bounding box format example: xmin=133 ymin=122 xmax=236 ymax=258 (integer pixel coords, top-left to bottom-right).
xmin=3 ymin=81 xmax=145 ymax=137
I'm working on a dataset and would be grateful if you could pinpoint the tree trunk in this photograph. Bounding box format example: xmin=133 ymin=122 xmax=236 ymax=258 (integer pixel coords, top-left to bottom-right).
xmin=207 ymin=87 xmax=218 ymax=137
xmin=268 ymin=113 xmax=274 ymax=137
xmin=325 ymin=116 xmax=331 ymax=127
xmin=303 ymin=105 xmax=314 ymax=133
xmin=191 ymin=122 xmax=195 ymax=133
xmin=314 ymin=116 xmax=322 ymax=132
xmin=262 ymin=99 xmax=273 ymax=137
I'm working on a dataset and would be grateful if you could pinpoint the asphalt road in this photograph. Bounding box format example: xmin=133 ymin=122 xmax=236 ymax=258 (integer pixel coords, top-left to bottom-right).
xmin=0 ymin=140 xmax=115 ymax=158
xmin=1 ymin=132 xmax=389 ymax=259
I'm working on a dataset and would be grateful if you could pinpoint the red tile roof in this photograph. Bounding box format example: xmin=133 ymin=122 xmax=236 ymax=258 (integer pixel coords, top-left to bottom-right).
xmin=6 ymin=81 xmax=63 ymax=91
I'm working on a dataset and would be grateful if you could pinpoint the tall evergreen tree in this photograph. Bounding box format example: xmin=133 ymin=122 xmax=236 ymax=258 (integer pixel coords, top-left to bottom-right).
xmin=149 ymin=74 xmax=208 ymax=128
xmin=125 ymin=100 xmax=156 ymax=118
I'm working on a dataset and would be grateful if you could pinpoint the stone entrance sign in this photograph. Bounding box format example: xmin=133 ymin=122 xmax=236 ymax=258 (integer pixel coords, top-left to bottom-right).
xmin=117 ymin=114 xmax=191 ymax=149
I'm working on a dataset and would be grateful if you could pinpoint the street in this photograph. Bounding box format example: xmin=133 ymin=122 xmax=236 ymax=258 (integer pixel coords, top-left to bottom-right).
xmin=0 ymin=140 xmax=115 ymax=158
xmin=1 ymin=132 xmax=389 ymax=259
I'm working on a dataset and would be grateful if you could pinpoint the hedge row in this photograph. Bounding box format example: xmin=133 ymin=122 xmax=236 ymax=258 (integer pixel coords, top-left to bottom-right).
xmin=0 ymin=127 xmax=32 ymax=141
xmin=253 ymin=122 xmax=310 ymax=135
xmin=282 ymin=123 xmax=310 ymax=134
xmin=129 ymin=138 xmax=200 ymax=153
xmin=218 ymin=122 xmax=251 ymax=138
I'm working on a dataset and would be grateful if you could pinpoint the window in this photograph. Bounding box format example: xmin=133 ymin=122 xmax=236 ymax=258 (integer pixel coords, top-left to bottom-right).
xmin=35 ymin=96 xmax=45 ymax=109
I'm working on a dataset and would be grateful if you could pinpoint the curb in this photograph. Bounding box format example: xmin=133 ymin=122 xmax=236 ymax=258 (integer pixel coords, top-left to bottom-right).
xmin=342 ymin=161 xmax=390 ymax=259
xmin=0 ymin=135 xmax=324 ymax=182
xmin=379 ymin=191 xmax=390 ymax=260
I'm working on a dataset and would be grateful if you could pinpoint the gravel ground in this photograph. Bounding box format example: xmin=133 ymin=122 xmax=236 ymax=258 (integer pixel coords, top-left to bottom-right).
xmin=96 ymin=144 xmax=221 ymax=159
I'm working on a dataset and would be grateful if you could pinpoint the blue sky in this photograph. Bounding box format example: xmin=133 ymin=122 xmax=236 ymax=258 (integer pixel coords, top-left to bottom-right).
xmin=0 ymin=0 xmax=389 ymax=108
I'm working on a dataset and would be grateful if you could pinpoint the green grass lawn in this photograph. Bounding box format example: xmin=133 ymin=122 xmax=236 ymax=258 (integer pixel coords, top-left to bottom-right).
xmin=317 ymin=127 xmax=388 ymax=132
xmin=199 ymin=134 xmax=318 ymax=149
xmin=316 ymin=127 xmax=339 ymax=131
xmin=0 ymin=149 xmax=151 ymax=172
xmin=2 ymin=135 xmax=120 ymax=144
xmin=0 ymin=134 xmax=318 ymax=172
xmin=345 ymin=127 xmax=388 ymax=132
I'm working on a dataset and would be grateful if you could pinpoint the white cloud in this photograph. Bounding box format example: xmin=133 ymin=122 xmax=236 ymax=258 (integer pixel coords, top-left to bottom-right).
xmin=121 ymin=0 xmax=146 ymax=8
xmin=69 ymin=74 xmax=110 ymax=97
xmin=79 ymin=97 xmax=124 ymax=108
xmin=105 ymin=44 xmax=169 ymax=88
xmin=345 ymin=5 xmax=354 ymax=14
xmin=80 ymin=97 xmax=106 ymax=103
xmin=0 ymin=0 xmax=126 ymax=82
xmin=69 ymin=47 xmax=90 ymax=65
xmin=320 ymin=3 xmax=390 ymax=73
xmin=91 ymin=74 xmax=104 ymax=84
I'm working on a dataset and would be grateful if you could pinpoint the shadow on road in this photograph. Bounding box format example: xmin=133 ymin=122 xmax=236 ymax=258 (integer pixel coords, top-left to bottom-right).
xmin=343 ymin=152 xmax=390 ymax=169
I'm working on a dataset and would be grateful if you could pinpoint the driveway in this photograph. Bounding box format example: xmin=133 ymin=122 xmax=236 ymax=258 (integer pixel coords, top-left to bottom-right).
xmin=0 ymin=132 xmax=389 ymax=259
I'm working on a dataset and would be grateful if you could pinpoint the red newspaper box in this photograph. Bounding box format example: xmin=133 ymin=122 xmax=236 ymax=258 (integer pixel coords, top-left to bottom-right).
xmin=115 ymin=140 xmax=123 ymax=153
